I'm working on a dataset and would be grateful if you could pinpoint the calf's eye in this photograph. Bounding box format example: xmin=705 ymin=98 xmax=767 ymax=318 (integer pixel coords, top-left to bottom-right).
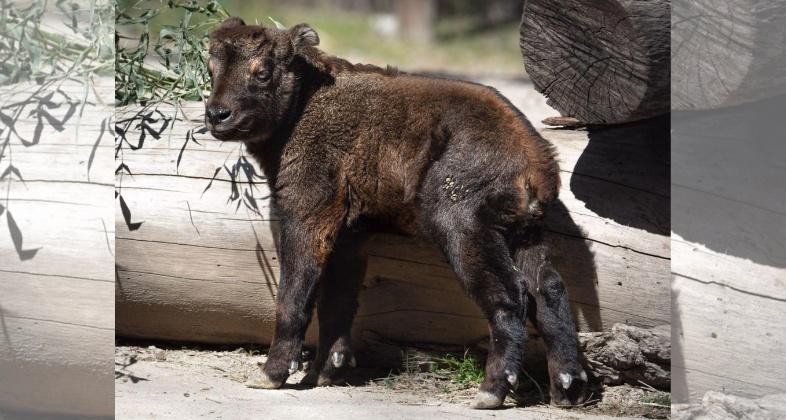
xmin=254 ymin=69 xmax=272 ymax=83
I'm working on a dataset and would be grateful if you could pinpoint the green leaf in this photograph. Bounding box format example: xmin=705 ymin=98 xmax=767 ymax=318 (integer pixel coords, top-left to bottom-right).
xmin=269 ymin=16 xmax=286 ymax=30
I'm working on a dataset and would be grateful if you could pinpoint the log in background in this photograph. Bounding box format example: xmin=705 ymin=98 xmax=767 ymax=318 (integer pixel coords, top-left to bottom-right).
xmin=670 ymin=0 xmax=786 ymax=403
xmin=519 ymin=0 xmax=670 ymax=125
xmin=671 ymin=0 xmax=786 ymax=110
xmin=115 ymin=83 xmax=671 ymax=350
xmin=0 ymin=78 xmax=114 ymax=416
xmin=671 ymin=94 xmax=786 ymax=402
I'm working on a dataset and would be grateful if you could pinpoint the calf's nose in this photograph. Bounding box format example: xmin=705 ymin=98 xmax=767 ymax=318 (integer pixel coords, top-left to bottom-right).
xmin=206 ymin=106 xmax=232 ymax=125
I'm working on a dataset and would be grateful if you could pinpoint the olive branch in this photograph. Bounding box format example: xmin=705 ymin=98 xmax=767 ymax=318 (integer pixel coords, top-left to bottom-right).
xmin=115 ymin=0 xmax=267 ymax=232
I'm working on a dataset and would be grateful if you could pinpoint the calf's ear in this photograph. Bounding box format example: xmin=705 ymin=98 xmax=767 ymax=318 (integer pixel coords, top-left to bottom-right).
xmin=219 ymin=16 xmax=245 ymax=30
xmin=290 ymin=24 xmax=319 ymax=50
xmin=287 ymin=23 xmax=327 ymax=73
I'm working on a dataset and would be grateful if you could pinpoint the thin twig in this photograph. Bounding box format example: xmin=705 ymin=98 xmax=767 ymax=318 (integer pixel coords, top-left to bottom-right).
xmin=637 ymin=379 xmax=658 ymax=393
xmin=640 ymin=402 xmax=670 ymax=408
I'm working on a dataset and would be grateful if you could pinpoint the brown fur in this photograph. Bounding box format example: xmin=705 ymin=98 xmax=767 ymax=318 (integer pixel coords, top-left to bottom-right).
xmin=206 ymin=17 xmax=585 ymax=407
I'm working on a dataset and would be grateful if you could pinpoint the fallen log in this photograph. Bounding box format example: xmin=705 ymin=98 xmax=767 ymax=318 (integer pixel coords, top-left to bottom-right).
xmin=0 ymin=78 xmax=114 ymax=417
xmin=519 ymin=0 xmax=670 ymax=124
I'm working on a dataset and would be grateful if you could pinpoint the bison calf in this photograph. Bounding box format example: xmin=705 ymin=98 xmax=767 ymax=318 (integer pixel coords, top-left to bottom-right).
xmin=206 ymin=17 xmax=587 ymax=408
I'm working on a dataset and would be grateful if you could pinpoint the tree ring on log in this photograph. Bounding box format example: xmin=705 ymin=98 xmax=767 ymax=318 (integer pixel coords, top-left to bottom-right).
xmin=520 ymin=0 xmax=670 ymax=124
xmin=672 ymin=0 xmax=786 ymax=110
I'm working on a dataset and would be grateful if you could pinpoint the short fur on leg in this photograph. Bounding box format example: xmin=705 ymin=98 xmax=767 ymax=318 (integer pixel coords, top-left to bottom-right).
xmin=516 ymin=229 xmax=587 ymax=406
xmin=258 ymin=216 xmax=343 ymax=388
xmin=301 ymin=232 xmax=367 ymax=387
xmin=427 ymin=202 xmax=529 ymax=410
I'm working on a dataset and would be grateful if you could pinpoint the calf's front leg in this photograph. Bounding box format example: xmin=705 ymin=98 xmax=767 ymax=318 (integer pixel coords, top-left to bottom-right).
xmin=302 ymin=234 xmax=368 ymax=386
xmin=247 ymin=218 xmax=338 ymax=389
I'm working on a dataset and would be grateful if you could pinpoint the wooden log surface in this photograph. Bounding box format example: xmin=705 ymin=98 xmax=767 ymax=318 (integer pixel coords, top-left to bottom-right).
xmin=115 ymin=79 xmax=670 ymax=350
xmin=671 ymin=97 xmax=786 ymax=402
xmin=672 ymin=0 xmax=786 ymax=110
xmin=672 ymin=238 xmax=786 ymax=402
xmin=519 ymin=0 xmax=670 ymax=125
xmin=0 ymin=77 xmax=114 ymax=416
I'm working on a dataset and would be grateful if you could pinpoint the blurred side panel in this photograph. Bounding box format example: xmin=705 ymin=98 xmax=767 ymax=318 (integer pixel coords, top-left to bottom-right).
xmin=0 ymin=0 xmax=114 ymax=417
xmin=672 ymin=0 xmax=786 ymax=410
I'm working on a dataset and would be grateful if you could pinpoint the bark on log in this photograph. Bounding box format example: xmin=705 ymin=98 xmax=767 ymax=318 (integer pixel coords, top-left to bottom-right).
xmin=579 ymin=324 xmax=670 ymax=390
xmin=519 ymin=0 xmax=670 ymax=124
xmin=672 ymin=1 xmax=786 ymax=110
xmin=115 ymin=96 xmax=670 ymax=349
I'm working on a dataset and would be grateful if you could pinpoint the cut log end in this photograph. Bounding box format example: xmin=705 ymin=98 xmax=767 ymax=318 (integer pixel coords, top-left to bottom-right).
xmin=671 ymin=1 xmax=786 ymax=110
xmin=520 ymin=0 xmax=670 ymax=125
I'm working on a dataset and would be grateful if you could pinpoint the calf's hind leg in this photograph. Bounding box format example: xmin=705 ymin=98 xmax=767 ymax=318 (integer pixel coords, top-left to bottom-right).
xmin=302 ymin=235 xmax=368 ymax=386
xmin=438 ymin=225 xmax=529 ymax=409
xmin=515 ymin=232 xmax=587 ymax=406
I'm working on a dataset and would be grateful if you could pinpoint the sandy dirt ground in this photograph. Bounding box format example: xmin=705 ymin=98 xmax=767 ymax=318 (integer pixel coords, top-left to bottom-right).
xmin=115 ymin=345 xmax=668 ymax=420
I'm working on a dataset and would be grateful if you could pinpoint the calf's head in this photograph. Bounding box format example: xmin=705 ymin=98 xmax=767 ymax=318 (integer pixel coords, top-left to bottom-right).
xmin=205 ymin=17 xmax=320 ymax=142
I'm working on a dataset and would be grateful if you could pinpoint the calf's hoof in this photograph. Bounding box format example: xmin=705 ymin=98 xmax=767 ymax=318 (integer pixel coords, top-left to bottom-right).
xmin=550 ymin=369 xmax=588 ymax=407
xmin=300 ymin=369 xmax=349 ymax=387
xmin=300 ymin=369 xmax=345 ymax=387
xmin=471 ymin=391 xmax=504 ymax=409
xmin=300 ymin=351 xmax=354 ymax=387
xmin=246 ymin=368 xmax=284 ymax=389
